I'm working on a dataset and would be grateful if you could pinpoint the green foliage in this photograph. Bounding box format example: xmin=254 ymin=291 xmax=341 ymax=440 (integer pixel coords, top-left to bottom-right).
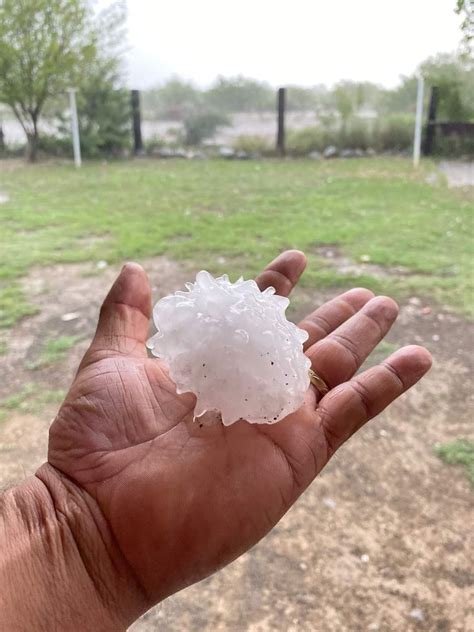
xmin=437 ymin=439 xmax=474 ymax=485
xmin=0 ymin=0 xmax=96 ymax=160
xmin=333 ymin=82 xmax=355 ymax=125
xmin=287 ymin=126 xmax=332 ymax=155
xmin=455 ymin=0 xmax=474 ymax=53
xmin=233 ymin=135 xmax=273 ymax=155
xmin=142 ymin=77 xmax=202 ymax=120
xmin=372 ymin=114 xmax=415 ymax=152
xmin=205 ymin=76 xmax=274 ymax=113
xmin=183 ymin=111 xmax=230 ymax=146
xmin=286 ymin=115 xmax=413 ymax=154
xmin=0 ymin=0 xmax=128 ymax=161
xmin=27 ymin=335 xmax=80 ymax=370
xmin=421 ymin=53 xmax=474 ymax=121
xmin=340 ymin=118 xmax=373 ymax=150
xmin=36 ymin=134 xmax=72 ymax=157
xmin=286 ymin=86 xmax=320 ymax=111
xmin=76 ymin=76 xmax=131 ymax=158
xmin=378 ymin=76 xmax=418 ymax=115
xmin=432 ymin=133 xmax=474 ymax=157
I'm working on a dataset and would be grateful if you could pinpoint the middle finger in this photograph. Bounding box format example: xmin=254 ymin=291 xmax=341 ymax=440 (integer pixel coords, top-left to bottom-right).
xmin=305 ymin=296 xmax=399 ymax=390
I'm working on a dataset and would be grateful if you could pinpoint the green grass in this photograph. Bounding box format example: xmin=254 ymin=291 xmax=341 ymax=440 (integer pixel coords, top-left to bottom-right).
xmin=0 ymin=158 xmax=473 ymax=328
xmin=0 ymin=284 xmax=39 ymax=328
xmin=0 ymin=339 xmax=7 ymax=355
xmin=26 ymin=335 xmax=80 ymax=370
xmin=436 ymin=440 xmax=474 ymax=486
xmin=0 ymin=383 xmax=65 ymax=422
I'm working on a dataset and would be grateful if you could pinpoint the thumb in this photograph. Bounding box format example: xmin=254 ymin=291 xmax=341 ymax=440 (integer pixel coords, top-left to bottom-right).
xmin=80 ymin=263 xmax=152 ymax=368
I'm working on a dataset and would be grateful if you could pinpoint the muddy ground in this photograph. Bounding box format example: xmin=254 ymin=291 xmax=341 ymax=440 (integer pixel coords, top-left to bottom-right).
xmin=0 ymin=257 xmax=473 ymax=632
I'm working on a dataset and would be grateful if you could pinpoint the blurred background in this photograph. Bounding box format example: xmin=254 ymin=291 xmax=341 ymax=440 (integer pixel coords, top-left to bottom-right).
xmin=0 ymin=1 xmax=473 ymax=631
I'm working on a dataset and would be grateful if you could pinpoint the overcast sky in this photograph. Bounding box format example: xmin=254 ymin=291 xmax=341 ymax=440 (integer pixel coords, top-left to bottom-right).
xmin=116 ymin=0 xmax=463 ymax=89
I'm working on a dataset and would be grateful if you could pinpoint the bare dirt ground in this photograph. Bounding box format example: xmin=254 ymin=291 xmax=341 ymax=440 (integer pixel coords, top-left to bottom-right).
xmin=0 ymin=258 xmax=473 ymax=632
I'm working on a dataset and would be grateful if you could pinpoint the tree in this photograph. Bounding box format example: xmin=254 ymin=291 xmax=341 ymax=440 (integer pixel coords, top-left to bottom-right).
xmin=333 ymin=82 xmax=355 ymax=132
xmin=142 ymin=78 xmax=202 ymax=120
xmin=0 ymin=0 xmax=96 ymax=161
xmin=420 ymin=52 xmax=474 ymax=121
xmin=65 ymin=1 xmax=130 ymax=157
xmin=455 ymin=0 xmax=474 ymax=54
xmin=204 ymin=76 xmax=274 ymax=113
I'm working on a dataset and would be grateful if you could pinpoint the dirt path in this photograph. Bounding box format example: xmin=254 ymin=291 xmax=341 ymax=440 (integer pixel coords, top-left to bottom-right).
xmin=1 ymin=259 xmax=473 ymax=632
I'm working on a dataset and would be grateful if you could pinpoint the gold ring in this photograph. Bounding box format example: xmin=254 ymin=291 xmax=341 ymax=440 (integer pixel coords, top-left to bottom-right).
xmin=308 ymin=369 xmax=329 ymax=395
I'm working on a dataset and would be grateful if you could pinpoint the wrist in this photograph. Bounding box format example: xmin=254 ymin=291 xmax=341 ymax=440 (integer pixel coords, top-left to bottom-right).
xmin=1 ymin=464 xmax=148 ymax=631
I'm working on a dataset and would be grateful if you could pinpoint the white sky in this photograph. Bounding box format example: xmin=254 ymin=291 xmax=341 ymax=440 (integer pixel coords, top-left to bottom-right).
xmin=118 ymin=0 xmax=463 ymax=89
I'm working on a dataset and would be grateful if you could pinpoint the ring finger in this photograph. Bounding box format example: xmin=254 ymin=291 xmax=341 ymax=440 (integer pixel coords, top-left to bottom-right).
xmin=306 ymin=295 xmax=399 ymax=393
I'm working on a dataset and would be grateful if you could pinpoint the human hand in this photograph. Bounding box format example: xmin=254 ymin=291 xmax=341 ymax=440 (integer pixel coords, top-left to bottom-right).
xmin=39 ymin=251 xmax=431 ymax=625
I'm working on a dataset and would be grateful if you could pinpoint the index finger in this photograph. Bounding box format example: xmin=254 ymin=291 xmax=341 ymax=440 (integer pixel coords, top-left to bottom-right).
xmin=255 ymin=250 xmax=307 ymax=297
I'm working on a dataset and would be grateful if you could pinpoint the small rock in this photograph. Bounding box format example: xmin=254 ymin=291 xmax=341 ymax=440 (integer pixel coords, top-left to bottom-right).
xmin=299 ymin=562 xmax=308 ymax=571
xmin=421 ymin=307 xmax=432 ymax=316
xmin=379 ymin=429 xmax=389 ymax=438
xmin=187 ymin=150 xmax=206 ymax=160
xmin=340 ymin=148 xmax=357 ymax=158
xmin=409 ymin=297 xmax=422 ymax=306
xmin=360 ymin=554 xmax=370 ymax=563
xmin=409 ymin=608 xmax=425 ymax=622
xmin=308 ymin=150 xmax=322 ymax=160
xmin=432 ymin=334 xmax=440 ymax=342
xmin=323 ymin=145 xmax=338 ymax=159
xmin=0 ymin=192 xmax=9 ymax=204
xmin=61 ymin=312 xmax=81 ymax=322
xmin=322 ymin=497 xmax=336 ymax=509
xmin=360 ymin=254 xmax=371 ymax=263
xmin=96 ymin=260 xmax=108 ymax=270
xmin=217 ymin=256 xmax=226 ymax=264
xmin=368 ymin=624 xmax=380 ymax=631
xmin=218 ymin=146 xmax=235 ymax=159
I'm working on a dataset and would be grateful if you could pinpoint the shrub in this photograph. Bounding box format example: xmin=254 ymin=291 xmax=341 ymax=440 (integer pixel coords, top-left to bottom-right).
xmin=183 ymin=111 xmax=230 ymax=146
xmin=286 ymin=126 xmax=331 ymax=156
xmin=432 ymin=133 xmax=474 ymax=158
xmin=339 ymin=118 xmax=373 ymax=149
xmin=233 ymin=135 xmax=273 ymax=155
xmin=373 ymin=114 xmax=414 ymax=152
xmin=36 ymin=134 xmax=72 ymax=157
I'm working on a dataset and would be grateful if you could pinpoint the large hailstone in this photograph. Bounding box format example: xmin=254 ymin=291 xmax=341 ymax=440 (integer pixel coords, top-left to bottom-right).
xmin=147 ymin=271 xmax=311 ymax=425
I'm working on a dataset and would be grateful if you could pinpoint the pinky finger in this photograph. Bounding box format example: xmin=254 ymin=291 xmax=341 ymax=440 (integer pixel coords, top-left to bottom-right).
xmin=316 ymin=345 xmax=432 ymax=457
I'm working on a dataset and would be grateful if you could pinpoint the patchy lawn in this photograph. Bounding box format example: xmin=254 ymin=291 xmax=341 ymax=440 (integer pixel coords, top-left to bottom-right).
xmin=1 ymin=158 xmax=473 ymax=330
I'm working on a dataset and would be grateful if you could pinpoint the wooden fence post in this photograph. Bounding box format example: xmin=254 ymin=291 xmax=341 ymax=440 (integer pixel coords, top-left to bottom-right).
xmin=276 ymin=87 xmax=286 ymax=156
xmin=423 ymin=86 xmax=439 ymax=156
xmin=131 ymin=89 xmax=143 ymax=154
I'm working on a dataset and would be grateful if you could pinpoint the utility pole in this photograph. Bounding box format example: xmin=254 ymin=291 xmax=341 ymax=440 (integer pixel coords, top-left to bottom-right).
xmin=413 ymin=75 xmax=424 ymax=168
xmin=68 ymin=88 xmax=81 ymax=167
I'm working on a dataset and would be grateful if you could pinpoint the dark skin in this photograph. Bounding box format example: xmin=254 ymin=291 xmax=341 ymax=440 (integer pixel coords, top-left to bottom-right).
xmin=0 ymin=251 xmax=432 ymax=631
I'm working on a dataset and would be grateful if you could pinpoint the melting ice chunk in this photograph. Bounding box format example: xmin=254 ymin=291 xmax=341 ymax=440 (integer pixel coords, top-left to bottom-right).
xmin=147 ymin=271 xmax=310 ymax=425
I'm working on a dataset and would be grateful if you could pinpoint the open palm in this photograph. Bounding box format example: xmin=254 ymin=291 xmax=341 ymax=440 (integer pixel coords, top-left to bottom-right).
xmin=42 ymin=252 xmax=431 ymax=617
